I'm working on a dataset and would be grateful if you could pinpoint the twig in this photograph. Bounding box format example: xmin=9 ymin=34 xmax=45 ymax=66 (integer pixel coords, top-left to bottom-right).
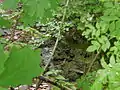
xmin=35 ymin=1 xmax=70 ymax=89
xmin=44 ymin=0 xmax=70 ymax=71
xmin=36 ymin=1 xmax=70 ymax=89
xmin=86 ymin=49 xmax=101 ymax=74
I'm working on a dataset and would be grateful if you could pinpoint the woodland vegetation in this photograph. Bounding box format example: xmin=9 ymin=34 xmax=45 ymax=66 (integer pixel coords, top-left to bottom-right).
xmin=0 ymin=0 xmax=120 ymax=90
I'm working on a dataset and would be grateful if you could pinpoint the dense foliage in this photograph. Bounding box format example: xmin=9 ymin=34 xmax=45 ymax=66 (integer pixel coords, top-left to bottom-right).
xmin=0 ymin=0 xmax=120 ymax=90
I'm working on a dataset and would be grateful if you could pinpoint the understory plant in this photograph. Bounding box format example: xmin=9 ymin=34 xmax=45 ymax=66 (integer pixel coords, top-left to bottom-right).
xmin=0 ymin=0 xmax=120 ymax=90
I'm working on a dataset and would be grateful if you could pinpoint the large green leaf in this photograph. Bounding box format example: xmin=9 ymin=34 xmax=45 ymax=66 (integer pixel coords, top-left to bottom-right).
xmin=0 ymin=87 xmax=8 ymax=90
xmin=0 ymin=17 xmax=12 ymax=28
xmin=2 ymin=0 xmax=59 ymax=25
xmin=2 ymin=0 xmax=18 ymax=9
xmin=21 ymin=0 xmax=59 ymax=25
xmin=0 ymin=44 xmax=8 ymax=75
xmin=0 ymin=46 xmax=43 ymax=87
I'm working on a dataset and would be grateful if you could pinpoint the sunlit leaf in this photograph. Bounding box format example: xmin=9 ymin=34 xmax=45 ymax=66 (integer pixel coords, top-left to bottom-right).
xmin=109 ymin=55 xmax=115 ymax=66
xmin=86 ymin=45 xmax=98 ymax=52
xmin=101 ymin=57 xmax=108 ymax=69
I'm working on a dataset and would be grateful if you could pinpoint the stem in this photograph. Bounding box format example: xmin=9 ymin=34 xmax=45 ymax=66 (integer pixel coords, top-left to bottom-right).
xmin=36 ymin=1 xmax=70 ymax=89
xmin=86 ymin=49 xmax=101 ymax=74
xmin=44 ymin=0 xmax=70 ymax=71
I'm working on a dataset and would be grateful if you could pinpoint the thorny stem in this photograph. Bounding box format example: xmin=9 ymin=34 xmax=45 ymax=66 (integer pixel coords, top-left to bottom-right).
xmin=44 ymin=0 xmax=70 ymax=71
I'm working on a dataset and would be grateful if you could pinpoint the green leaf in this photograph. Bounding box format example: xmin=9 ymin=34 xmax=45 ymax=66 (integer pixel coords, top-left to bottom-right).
xmin=2 ymin=0 xmax=18 ymax=9
xmin=91 ymin=81 xmax=102 ymax=90
xmin=91 ymin=69 xmax=107 ymax=90
xmin=2 ymin=0 xmax=59 ymax=25
xmin=0 ymin=87 xmax=8 ymax=90
xmin=80 ymin=81 xmax=90 ymax=90
xmin=101 ymin=15 xmax=118 ymax=22
xmin=116 ymin=20 xmax=120 ymax=29
xmin=110 ymin=28 xmax=120 ymax=38
xmin=101 ymin=57 xmax=108 ymax=69
xmin=104 ymin=2 xmax=114 ymax=8
xmin=20 ymin=0 xmax=59 ymax=25
xmin=99 ymin=35 xmax=110 ymax=52
xmin=0 ymin=46 xmax=43 ymax=87
xmin=86 ymin=45 xmax=98 ymax=52
xmin=0 ymin=17 xmax=12 ymax=28
xmin=91 ymin=40 xmax=100 ymax=48
xmin=99 ymin=21 xmax=109 ymax=33
xmin=77 ymin=78 xmax=90 ymax=90
xmin=101 ymin=40 xmax=110 ymax=52
xmin=109 ymin=55 xmax=115 ymax=66
xmin=104 ymin=8 xmax=112 ymax=16
xmin=109 ymin=21 xmax=115 ymax=32
xmin=95 ymin=30 xmax=100 ymax=37
xmin=96 ymin=22 xmax=100 ymax=30
xmin=86 ymin=24 xmax=96 ymax=30
xmin=0 ymin=44 xmax=8 ymax=75
xmin=56 ymin=75 xmax=66 ymax=80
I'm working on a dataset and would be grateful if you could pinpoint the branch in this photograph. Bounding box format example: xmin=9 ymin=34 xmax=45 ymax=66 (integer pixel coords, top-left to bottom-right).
xmin=43 ymin=0 xmax=70 ymax=71
xmin=36 ymin=0 xmax=70 ymax=89
xmin=86 ymin=49 xmax=101 ymax=74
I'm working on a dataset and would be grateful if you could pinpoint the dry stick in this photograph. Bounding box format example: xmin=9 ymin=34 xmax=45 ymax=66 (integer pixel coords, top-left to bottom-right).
xmin=44 ymin=0 xmax=70 ymax=71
